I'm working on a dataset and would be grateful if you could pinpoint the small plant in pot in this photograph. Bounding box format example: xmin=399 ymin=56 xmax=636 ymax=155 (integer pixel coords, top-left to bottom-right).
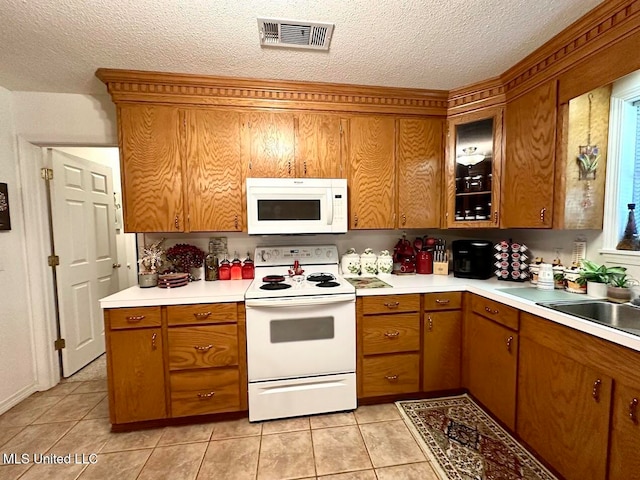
xmin=166 ymin=243 xmax=206 ymax=281
xmin=578 ymin=260 xmax=627 ymax=298
xmin=607 ymin=273 xmax=636 ymax=303
xmin=137 ymin=238 xmax=165 ymax=288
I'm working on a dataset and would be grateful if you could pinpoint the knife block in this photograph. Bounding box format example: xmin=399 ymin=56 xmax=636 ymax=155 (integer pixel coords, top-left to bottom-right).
xmin=433 ymin=261 xmax=448 ymax=275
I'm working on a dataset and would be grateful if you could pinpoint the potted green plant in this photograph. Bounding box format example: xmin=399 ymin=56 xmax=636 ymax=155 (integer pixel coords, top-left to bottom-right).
xmin=137 ymin=238 xmax=165 ymax=288
xmin=607 ymin=273 xmax=636 ymax=303
xmin=578 ymin=260 xmax=626 ymax=298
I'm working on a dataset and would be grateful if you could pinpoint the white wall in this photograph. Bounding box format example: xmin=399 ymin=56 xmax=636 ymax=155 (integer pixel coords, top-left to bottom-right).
xmin=0 ymin=87 xmax=37 ymax=412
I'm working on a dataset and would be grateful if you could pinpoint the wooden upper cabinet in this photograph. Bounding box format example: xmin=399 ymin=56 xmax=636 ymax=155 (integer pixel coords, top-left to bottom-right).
xmin=503 ymin=80 xmax=557 ymax=228
xmin=347 ymin=116 xmax=396 ymax=229
xmin=397 ymin=118 xmax=442 ymax=228
xmin=445 ymin=107 xmax=503 ymax=228
xmin=118 ymin=104 xmax=184 ymax=232
xmin=242 ymin=111 xmax=295 ymax=178
xmin=294 ymin=113 xmax=343 ymax=178
xmin=185 ymin=109 xmax=242 ymax=232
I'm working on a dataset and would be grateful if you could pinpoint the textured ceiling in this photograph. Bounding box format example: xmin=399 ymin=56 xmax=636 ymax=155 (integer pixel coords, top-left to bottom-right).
xmin=0 ymin=0 xmax=604 ymax=95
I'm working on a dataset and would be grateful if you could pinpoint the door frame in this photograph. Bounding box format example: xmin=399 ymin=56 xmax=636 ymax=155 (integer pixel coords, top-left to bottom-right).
xmin=17 ymin=136 xmax=118 ymax=391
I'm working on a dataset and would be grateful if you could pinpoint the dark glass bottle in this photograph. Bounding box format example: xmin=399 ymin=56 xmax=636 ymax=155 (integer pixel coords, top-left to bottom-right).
xmin=617 ymin=203 xmax=640 ymax=251
xmin=204 ymin=241 xmax=219 ymax=281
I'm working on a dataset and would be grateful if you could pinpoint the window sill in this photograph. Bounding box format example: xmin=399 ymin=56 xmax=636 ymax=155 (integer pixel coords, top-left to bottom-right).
xmin=598 ymin=249 xmax=640 ymax=266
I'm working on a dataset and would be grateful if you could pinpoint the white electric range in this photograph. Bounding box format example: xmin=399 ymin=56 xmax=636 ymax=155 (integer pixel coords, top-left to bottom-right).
xmin=244 ymin=245 xmax=356 ymax=422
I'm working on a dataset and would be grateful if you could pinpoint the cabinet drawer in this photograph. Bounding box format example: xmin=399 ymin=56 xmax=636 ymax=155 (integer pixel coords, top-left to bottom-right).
xmin=168 ymin=325 xmax=238 ymax=371
xmin=363 ymin=313 xmax=420 ymax=355
xmin=362 ymin=294 xmax=420 ymax=315
xmin=108 ymin=307 xmax=161 ymax=330
xmin=472 ymin=295 xmax=519 ymax=331
xmin=170 ymin=368 xmax=240 ymax=417
xmin=362 ymin=353 xmax=420 ymax=397
xmin=167 ymin=303 xmax=237 ymax=326
xmin=424 ymin=292 xmax=462 ymax=310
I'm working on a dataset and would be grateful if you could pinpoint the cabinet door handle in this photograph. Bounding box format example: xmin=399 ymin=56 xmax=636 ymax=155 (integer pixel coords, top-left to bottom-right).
xmin=126 ymin=315 xmax=145 ymax=323
xmin=174 ymin=215 xmax=180 ymax=230
xmin=401 ymin=213 xmax=406 ymax=225
xmin=193 ymin=312 xmax=212 ymax=319
xmin=151 ymin=333 xmax=157 ymax=350
xmin=506 ymin=335 xmax=514 ymax=353
xmin=384 ymin=331 xmax=400 ymax=338
xmin=197 ymin=391 xmax=216 ymax=399
xmin=383 ymin=301 xmax=400 ymax=309
xmin=303 ymin=160 xmax=307 ymax=176
xmin=384 ymin=375 xmax=399 ymax=383
xmin=194 ymin=344 xmax=213 ymax=352
xmin=485 ymin=306 xmax=499 ymax=315
xmin=494 ymin=211 xmax=498 ymax=224
xmin=354 ymin=215 xmax=358 ymax=227
xmin=427 ymin=314 xmax=433 ymax=331
xmin=540 ymin=207 xmax=546 ymax=222
xmin=234 ymin=214 xmax=239 ymax=230
xmin=435 ymin=299 xmax=450 ymax=305
xmin=592 ymin=378 xmax=602 ymax=402
xmin=288 ymin=160 xmax=292 ymax=175
xmin=630 ymin=398 xmax=639 ymax=423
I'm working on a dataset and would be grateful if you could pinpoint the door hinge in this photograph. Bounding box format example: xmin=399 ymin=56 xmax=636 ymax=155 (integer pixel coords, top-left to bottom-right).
xmin=48 ymin=255 xmax=60 ymax=267
xmin=41 ymin=168 xmax=53 ymax=180
xmin=54 ymin=338 xmax=66 ymax=350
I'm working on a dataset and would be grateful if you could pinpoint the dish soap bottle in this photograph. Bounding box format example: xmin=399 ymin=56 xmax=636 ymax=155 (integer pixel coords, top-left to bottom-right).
xmin=230 ymin=252 xmax=243 ymax=280
xmin=204 ymin=241 xmax=219 ymax=281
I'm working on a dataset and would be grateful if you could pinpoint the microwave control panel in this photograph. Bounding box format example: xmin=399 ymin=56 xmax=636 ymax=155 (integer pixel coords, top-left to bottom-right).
xmin=333 ymin=194 xmax=346 ymax=226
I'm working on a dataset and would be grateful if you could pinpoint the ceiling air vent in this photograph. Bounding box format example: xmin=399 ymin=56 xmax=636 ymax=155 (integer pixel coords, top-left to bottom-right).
xmin=258 ymin=18 xmax=334 ymax=50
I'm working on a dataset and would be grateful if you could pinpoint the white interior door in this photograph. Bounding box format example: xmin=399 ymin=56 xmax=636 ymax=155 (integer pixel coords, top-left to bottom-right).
xmin=50 ymin=149 xmax=118 ymax=376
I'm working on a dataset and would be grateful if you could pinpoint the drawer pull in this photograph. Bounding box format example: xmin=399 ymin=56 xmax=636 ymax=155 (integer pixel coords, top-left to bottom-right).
xmin=126 ymin=315 xmax=145 ymax=322
xmin=384 ymin=331 xmax=400 ymax=338
xmin=151 ymin=333 xmax=157 ymax=350
xmin=592 ymin=379 xmax=602 ymax=402
xmin=197 ymin=391 xmax=216 ymax=399
xmin=194 ymin=344 xmax=213 ymax=352
xmin=384 ymin=375 xmax=399 ymax=383
xmin=384 ymin=302 xmax=400 ymax=309
xmin=484 ymin=306 xmax=499 ymax=315
xmin=427 ymin=314 xmax=433 ymax=331
xmin=506 ymin=336 xmax=514 ymax=352
xmin=435 ymin=299 xmax=450 ymax=305
xmin=630 ymin=398 xmax=638 ymax=423
xmin=193 ymin=312 xmax=212 ymax=319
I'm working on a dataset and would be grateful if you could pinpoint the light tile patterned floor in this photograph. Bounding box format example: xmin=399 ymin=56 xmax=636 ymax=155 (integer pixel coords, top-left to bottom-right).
xmin=0 ymin=358 xmax=440 ymax=479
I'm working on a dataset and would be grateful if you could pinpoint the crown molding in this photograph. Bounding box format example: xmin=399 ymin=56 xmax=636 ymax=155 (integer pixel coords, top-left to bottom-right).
xmin=447 ymin=77 xmax=505 ymax=116
xmin=95 ymin=69 xmax=449 ymax=116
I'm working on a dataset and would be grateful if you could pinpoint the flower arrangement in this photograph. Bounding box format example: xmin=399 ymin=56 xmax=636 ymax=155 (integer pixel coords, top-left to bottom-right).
xmin=138 ymin=238 xmax=165 ymax=274
xmin=166 ymin=243 xmax=206 ymax=273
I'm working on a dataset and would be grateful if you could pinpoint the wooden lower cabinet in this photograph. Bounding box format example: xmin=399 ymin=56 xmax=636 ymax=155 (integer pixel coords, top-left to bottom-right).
xmin=423 ymin=310 xmax=461 ymax=392
xmin=108 ymin=327 xmax=167 ymax=424
xmin=362 ymin=353 xmax=420 ymax=397
xmin=170 ymin=369 xmax=241 ymax=417
xmin=465 ymin=312 xmax=518 ymax=430
xmin=517 ymin=337 xmax=611 ymax=480
xmin=609 ymin=381 xmax=640 ymax=480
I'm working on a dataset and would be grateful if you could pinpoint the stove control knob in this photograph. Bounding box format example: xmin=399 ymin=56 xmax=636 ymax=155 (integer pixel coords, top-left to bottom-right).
xmin=272 ymin=249 xmax=280 ymax=258
xmin=261 ymin=250 xmax=271 ymax=262
xmin=326 ymin=250 xmax=333 ymax=258
xmin=315 ymin=248 xmax=322 ymax=257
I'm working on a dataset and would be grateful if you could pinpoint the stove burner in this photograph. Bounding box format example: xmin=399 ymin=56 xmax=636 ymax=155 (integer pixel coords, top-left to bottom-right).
xmin=317 ymin=281 xmax=340 ymax=288
xmin=262 ymin=275 xmax=286 ymax=283
xmin=260 ymin=283 xmax=292 ymax=291
xmin=307 ymin=273 xmax=336 ymax=283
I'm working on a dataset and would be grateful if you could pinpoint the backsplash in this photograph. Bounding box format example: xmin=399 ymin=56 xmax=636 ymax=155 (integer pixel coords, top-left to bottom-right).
xmin=140 ymin=229 xmax=602 ymax=270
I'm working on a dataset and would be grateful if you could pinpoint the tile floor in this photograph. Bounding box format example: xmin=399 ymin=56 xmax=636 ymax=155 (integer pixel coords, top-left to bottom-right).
xmin=0 ymin=371 xmax=440 ymax=479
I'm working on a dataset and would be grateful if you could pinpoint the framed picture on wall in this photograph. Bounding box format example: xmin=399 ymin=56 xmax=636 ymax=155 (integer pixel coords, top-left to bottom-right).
xmin=0 ymin=182 xmax=11 ymax=230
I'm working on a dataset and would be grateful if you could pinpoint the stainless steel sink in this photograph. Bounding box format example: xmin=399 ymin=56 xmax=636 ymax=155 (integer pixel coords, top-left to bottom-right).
xmin=538 ymin=300 xmax=640 ymax=336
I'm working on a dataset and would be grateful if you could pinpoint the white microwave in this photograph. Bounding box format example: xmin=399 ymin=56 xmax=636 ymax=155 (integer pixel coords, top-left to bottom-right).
xmin=246 ymin=178 xmax=348 ymax=235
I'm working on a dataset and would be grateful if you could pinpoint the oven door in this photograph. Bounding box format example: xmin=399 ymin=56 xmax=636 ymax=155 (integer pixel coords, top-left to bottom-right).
xmin=245 ymin=294 xmax=355 ymax=382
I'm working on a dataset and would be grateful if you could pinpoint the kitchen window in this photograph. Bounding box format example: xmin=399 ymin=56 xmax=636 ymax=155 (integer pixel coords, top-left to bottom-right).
xmin=601 ymin=69 xmax=640 ymax=265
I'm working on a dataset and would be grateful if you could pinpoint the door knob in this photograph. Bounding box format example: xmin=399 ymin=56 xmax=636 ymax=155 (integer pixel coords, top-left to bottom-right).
xmin=112 ymin=263 xmax=121 ymax=269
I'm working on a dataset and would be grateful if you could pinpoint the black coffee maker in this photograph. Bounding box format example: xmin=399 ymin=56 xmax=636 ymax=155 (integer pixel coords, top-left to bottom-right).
xmin=452 ymin=240 xmax=493 ymax=279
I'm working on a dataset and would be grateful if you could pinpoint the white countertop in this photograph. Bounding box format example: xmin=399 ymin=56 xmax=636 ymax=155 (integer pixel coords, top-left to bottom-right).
xmin=100 ymin=274 xmax=640 ymax=353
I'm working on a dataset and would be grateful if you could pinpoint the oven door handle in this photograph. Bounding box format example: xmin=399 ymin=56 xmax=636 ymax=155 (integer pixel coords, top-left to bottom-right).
xmin=246 ymin=294 xmax=355 ymax=308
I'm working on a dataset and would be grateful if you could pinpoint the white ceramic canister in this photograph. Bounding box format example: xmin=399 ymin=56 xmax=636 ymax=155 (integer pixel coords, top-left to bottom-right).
xmin=376 ymin=250 xmax=393 ymax=274
xmin=552 ymin=264 xmax=565 ymax=289
xmin=537 ymin=263 xmax=554 ymax=290
xmin=341 ymin=248 xmax=361 ymax=275
xmin=564 ymin=267 xmax=587 ymax=294
xmin=360 ymin=248 xmax=378 ymax=275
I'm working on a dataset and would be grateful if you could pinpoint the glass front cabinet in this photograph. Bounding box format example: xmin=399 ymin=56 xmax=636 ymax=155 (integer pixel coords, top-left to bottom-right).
xmin=445 ymin=107 xmax=503 ymax=228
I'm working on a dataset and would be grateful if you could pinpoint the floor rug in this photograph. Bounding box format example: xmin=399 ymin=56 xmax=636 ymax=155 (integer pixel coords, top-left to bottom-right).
xmin=396 ymin=395 xmax=557 ymax=480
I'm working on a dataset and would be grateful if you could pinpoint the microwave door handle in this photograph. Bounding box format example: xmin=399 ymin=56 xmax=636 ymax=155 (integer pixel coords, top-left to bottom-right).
xmin=327 ymin=190 xmax=334 ymax=225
